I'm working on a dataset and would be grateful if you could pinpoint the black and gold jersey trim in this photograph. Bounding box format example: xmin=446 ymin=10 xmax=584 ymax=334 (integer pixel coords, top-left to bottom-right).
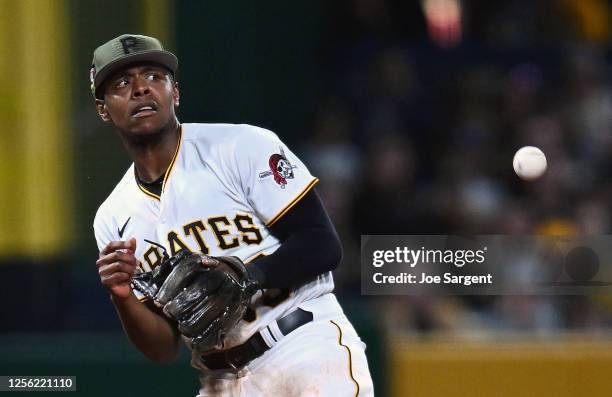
xmin=266 ymin=178 xmax=319 ymax=227
xmin=136 ymin=126 xmax=183 ymax=201
xmin=245 ymin=252 xmax=267 ymax=264
xmin=137 ymin=183 xmax=161 ymax=200
xmin=161 ymin=125 xmax=183 ymax=191
xmin=330 ymin=320 xmax=360 ymax=397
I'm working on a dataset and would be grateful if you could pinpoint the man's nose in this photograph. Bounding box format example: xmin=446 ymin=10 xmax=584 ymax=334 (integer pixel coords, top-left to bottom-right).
xmin=132 ymin=77 xmax=150 ymax=97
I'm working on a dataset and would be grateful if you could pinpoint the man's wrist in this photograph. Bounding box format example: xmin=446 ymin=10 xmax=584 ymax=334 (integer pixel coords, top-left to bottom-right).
xmin=246 ymin=263 xmax=266 ymax=287
xmin=110 ymin=290 xmax=136 ymax=305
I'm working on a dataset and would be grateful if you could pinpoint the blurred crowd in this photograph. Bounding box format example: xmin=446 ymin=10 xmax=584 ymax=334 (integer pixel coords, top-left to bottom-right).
xmin=308 ymin=0 xmax=612 ymax=334
xmin=7 ymin=0 xmax=612 ymax=339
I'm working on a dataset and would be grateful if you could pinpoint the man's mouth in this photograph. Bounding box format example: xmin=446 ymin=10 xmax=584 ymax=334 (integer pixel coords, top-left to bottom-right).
xmin=132 ymin=104 xmax=158 ymax=118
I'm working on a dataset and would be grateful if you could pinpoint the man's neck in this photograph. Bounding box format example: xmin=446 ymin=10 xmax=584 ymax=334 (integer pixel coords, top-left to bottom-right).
xmin=120 ymin=118 xmax=181 ymax=183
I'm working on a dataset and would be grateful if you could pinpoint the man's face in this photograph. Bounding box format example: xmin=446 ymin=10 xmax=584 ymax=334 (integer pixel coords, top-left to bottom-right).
xmin=95 ymin=63 xmax=179 ymax=135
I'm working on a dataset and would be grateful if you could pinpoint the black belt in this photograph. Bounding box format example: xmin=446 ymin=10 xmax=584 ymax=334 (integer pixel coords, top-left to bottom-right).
xmin=201 ymin=308 xmax=313 ymax=371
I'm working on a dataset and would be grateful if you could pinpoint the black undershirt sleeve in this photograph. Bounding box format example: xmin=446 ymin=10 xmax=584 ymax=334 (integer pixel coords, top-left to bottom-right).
xmin=246 ymin=188 xmax=342 ymax=289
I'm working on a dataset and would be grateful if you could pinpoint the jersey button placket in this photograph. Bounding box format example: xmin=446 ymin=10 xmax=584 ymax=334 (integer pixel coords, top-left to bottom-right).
xmin=157 ymin=194 xmax=168 ymax=244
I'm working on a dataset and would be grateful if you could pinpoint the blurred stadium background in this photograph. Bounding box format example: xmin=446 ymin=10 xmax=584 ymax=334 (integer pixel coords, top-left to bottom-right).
xmin=2 ymin=0 xmax=612 ymax=395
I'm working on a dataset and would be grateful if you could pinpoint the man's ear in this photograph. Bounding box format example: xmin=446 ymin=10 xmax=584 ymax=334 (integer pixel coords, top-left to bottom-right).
xmin=95 ymin=99 xmax=111 ymax=122
xmin=173 ymin=82 xmax=180 ymax=108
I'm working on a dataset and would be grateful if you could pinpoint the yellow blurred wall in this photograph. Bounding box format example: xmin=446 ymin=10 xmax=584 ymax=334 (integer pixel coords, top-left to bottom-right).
xmin=0 ymin=0 xmax=72 ymax=258
xmin=391 ymin=336 xmax=612 ymax=397
xmin=140 ymin=0 xmax=174 ymax=48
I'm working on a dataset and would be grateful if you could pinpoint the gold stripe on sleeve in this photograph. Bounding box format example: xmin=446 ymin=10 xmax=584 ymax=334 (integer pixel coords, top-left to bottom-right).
xmin=330 ymin=320 xmax=360 ymax=397
xmin=245 ymin=252 xmax=267 ymax=264
xmin=266 ymin=178 xmax=319 ymax=227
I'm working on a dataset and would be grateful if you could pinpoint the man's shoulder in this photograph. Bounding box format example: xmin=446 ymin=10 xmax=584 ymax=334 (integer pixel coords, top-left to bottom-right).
xmin=93 ymin=164 xmax=135 ymax=227
xmin=182 ymin=123 xmax=279 ymax=147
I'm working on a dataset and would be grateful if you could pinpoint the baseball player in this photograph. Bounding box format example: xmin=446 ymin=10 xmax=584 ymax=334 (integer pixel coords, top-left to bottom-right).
xmin=92 ymin=34 xmax=374 ymax=396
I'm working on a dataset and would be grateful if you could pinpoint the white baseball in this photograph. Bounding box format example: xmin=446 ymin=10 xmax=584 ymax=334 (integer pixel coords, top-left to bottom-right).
xmin=513 ymin=146 xmax=547 ymax=181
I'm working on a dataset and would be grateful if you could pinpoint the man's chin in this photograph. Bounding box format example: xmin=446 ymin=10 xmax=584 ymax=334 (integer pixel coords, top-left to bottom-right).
xmin=128 ymin=119 xmax=165 ymax=136
xmin=130 ymin=126 xmax=161 ymax=136
xmin=121 ymin=116 xmax=177 ymax=143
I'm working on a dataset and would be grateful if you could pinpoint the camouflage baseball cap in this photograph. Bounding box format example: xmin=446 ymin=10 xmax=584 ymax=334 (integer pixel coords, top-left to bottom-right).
xmin=90 ymin=34 xmax=178 ymax=98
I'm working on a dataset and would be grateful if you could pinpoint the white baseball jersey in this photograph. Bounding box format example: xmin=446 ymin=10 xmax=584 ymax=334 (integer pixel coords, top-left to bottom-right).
xmin=93 ymin=123 xmax=335 ymax=365
xmin=197 ymin=294 xmax=374 ymax=396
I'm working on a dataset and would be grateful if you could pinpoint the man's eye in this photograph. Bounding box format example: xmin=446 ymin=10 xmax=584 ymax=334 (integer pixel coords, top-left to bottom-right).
xmin=116 ymin=79 xmax=129 ymax=88
xmin=146 ymin=74 xmax=160 ymax=81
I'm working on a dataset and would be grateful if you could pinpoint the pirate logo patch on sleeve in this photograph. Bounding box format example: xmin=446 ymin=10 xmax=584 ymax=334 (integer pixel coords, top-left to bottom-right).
xmin=258 ymin=147 xmax=297 ymax=189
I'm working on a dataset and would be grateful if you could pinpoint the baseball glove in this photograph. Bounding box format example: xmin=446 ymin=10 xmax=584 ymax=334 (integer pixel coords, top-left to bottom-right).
xmin=132 ymin=250 xmax=260 ymax=353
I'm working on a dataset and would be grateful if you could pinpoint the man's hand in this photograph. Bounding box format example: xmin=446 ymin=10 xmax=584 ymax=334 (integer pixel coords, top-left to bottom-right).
xmin=96 ymin=238 xmax=139 ymax=300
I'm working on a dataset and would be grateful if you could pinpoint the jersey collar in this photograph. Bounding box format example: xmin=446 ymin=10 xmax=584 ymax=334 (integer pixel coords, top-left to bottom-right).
xmin=135 ymin=125 xmax=183 ymax=201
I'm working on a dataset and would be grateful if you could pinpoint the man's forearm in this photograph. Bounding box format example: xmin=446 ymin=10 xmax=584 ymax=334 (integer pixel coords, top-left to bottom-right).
xmin=111 ymin=293 xmax=180 ymax=363
xmin=249 ymin=226 xmax=341 ymax=288
xmin=248 ymin=188 xmax=342 ymax=289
